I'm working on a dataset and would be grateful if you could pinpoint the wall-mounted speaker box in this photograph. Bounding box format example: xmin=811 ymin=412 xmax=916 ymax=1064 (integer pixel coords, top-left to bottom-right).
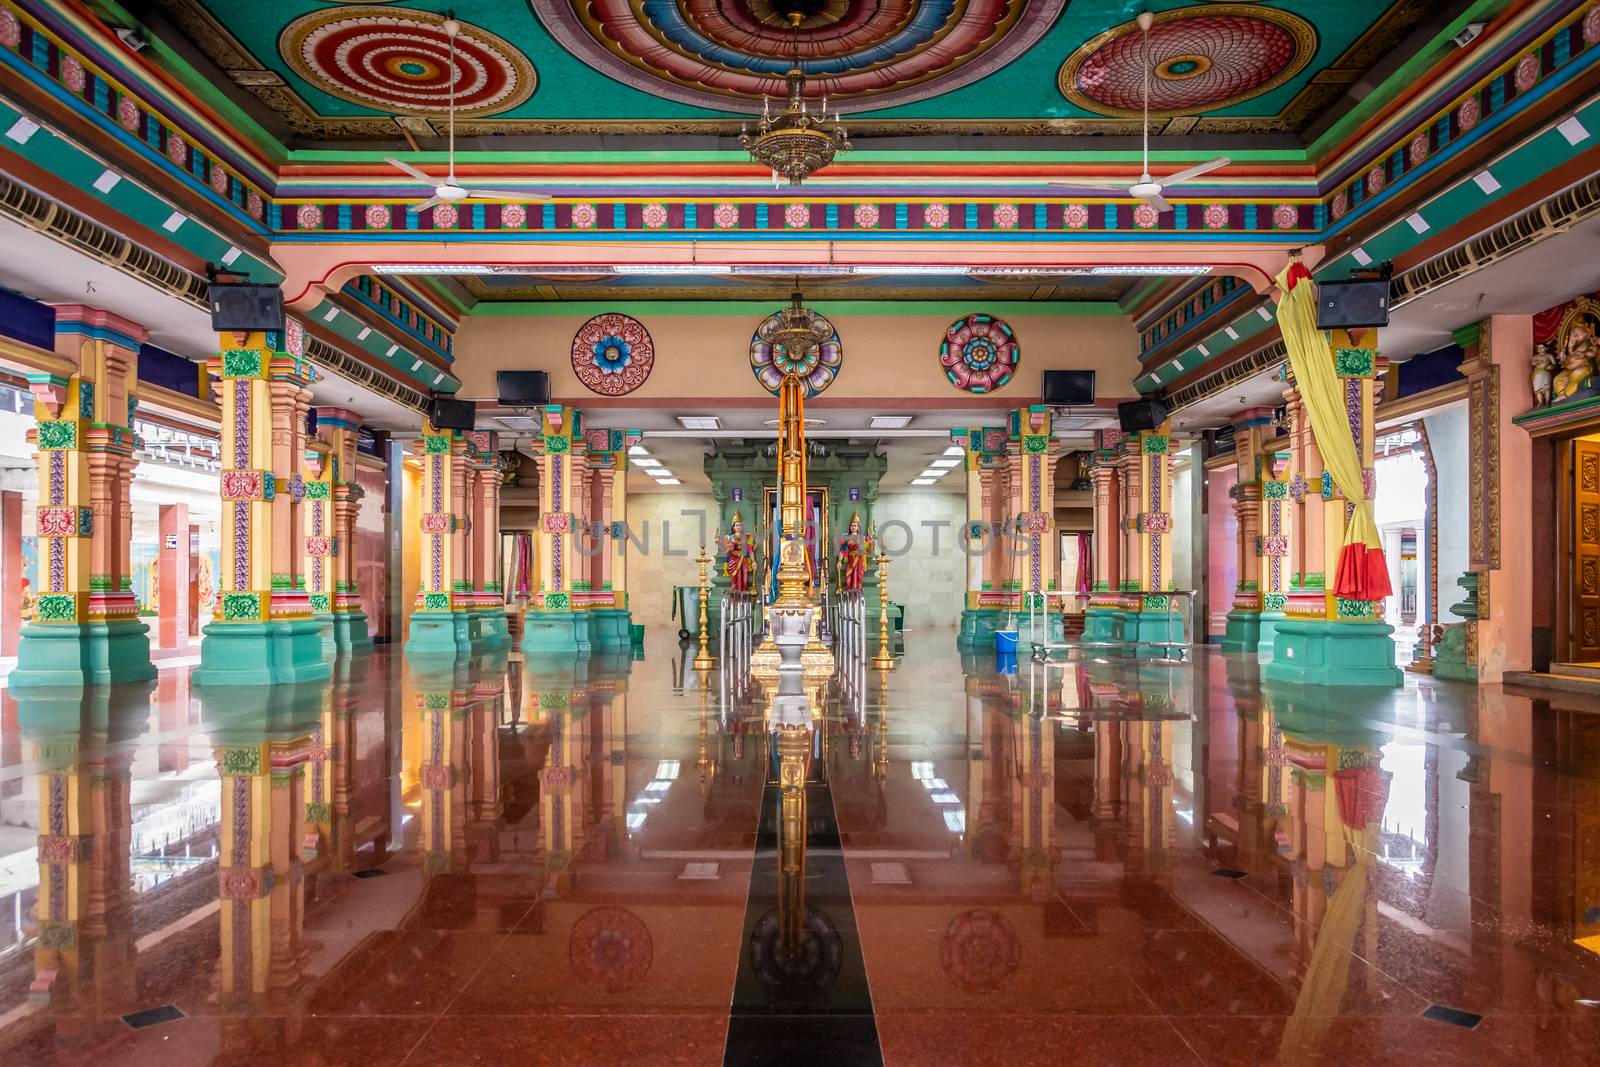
xmin=1117 ymin=397 xmax=1169 ymax=433
xmin=1315 ymin=278 xmax=1390 ymax=329
xmin=208 ymin=283 xmax=284 ymax=332
xmin=497 ymin=370 xmax=550 ymax=406
xmin=427 ymin=396 xmax=476 ymax=431
xmin=1043 ymin=369 xmax=1096 ymax=405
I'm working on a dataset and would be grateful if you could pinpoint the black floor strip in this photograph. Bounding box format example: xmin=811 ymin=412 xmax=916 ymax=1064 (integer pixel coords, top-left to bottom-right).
xmin=724 ymin=767 xmax=882 ymax=1066
xmin=122 ymin=1004 xmax=184 ymax=1029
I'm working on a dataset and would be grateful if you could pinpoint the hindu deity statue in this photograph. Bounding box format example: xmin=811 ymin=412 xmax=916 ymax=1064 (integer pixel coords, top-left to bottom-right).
xmin=723 ymin=512 xmax=756 ymax=596
xmin=836 ymin=512 xmax=871 ymax=594
xmin=1531 ymin=340 xmax=1557 ymax=408
xmin=1554 ymin=314 xmax=1600 ymax=399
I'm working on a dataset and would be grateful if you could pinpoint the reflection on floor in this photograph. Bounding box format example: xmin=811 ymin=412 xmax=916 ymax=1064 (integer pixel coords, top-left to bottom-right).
xmin=0 ymin=629 xmax=1597 ymax=1065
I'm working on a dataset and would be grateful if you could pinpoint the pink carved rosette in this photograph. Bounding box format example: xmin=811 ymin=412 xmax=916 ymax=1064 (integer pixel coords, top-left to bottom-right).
xmin=940 ymin=313 xmax=1020 ymax=394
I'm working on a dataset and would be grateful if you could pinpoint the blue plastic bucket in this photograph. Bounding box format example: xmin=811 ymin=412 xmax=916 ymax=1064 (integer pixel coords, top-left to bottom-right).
xmin=994 ymin=629 xmax=1018 ymax=654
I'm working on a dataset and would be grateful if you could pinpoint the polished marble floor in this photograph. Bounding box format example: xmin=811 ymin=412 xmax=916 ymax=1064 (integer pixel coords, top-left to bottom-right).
xmin=0 ymin=629 xmax=1598 ymax=1065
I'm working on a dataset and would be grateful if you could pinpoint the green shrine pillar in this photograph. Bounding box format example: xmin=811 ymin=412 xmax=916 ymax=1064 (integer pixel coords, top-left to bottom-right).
xmin=1222 ymin=408 xmax=1292 ymax=654
xmin=524 ymin=405 xmax=590 ymax=656
xmin=955 ymin=424 xmax=1012 ymax=648
xmin=405 ymin=420 xmax=476 ymax=658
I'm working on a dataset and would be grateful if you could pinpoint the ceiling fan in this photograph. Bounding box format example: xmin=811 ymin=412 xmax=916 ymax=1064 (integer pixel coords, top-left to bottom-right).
xmin=1050 ymin=11 xmax=1230 ymax=212
xmin=384 ymin=16 xmax=547 ymax=214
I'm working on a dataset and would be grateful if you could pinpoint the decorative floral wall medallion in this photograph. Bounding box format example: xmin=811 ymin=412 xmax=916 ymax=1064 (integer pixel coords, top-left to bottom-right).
xmin=750 ymin=307 xmax=844 ymax=397
xmin=572 ymin=313 xmax=654 ymax=396
xmin=941 ymin=313 xmax=1020 ymax=394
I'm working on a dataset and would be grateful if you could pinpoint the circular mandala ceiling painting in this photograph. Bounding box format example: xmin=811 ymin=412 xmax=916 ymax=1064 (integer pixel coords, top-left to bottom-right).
xmin=532 ymin=0 xmax=1067 ymax=110
xmin=750 ymin=309 xmax=844 ymax=398
xmin=1059 ymin=4 xmax=1315 ymax=119
xmin=941 ymin=314 xmax=1019 ymax=395
xmin=572 ymin=313 xmax=655 ymax=396
xmin=569 ymin=906 xmax=653 ymax=993
xmin=280 ymin=7 xmax=535 ymax=116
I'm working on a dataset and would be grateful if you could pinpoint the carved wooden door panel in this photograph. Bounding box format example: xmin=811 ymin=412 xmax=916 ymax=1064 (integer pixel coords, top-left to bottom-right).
xmin=1572 ymin=439 xmax=1600 ymax=661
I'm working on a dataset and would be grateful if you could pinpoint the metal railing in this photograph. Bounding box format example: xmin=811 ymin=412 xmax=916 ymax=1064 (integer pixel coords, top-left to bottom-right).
xmin=1026 ymin=589 xmax=1198 ymax=663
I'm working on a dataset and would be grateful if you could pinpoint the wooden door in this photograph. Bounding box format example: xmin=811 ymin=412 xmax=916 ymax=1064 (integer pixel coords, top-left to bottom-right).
xmin=1571 ymin=439 xmax=1600 ymax=661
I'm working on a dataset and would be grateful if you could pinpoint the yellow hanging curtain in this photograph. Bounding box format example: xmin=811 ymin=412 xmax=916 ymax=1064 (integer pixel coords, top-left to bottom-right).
xmin=1275 ymin=262 xmax=1392 ymax=601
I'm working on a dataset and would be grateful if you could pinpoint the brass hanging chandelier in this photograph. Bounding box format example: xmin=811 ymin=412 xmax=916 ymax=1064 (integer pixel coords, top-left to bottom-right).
xmin=740 ymin=12 xmax=850 ymax=187
xmin=761 ymin=285 xmax=834 ymax=362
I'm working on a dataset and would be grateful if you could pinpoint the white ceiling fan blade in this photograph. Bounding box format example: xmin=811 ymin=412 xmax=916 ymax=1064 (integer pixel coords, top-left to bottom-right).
xmin=407 ymin=195 xmax=445 ymax=215
xmin=1144 ymin=192 xmax=1173 ymax=213
xmin=466 ymin=189 xmax=552 ymax=201
xmin=1048 ymin=181 xmax=1133 ymax=195
xmin=1163 ymin=157 xmax=1232 ymax=186
xmin=385 ymin=157 xmax=435 ymax=183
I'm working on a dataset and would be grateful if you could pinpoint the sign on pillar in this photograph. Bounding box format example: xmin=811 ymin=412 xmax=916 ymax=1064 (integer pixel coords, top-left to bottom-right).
xmin=13 ymin=306 xmax=155 ymax=687
xmin=525 ymin=406 xmax=590 ymax=656
xmin=406 ymin=420 xmax=474 ymax=659
xmin=196 ymin=323 xmax=328 ymax=686
xmin=955 ymin=425 xmax=1009 ymax=649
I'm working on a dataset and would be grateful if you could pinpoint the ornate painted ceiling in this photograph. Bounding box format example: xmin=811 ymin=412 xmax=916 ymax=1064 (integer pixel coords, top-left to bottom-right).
xmin=448 ymin=270 xmax=1140 ymax=304
xmin=148 ymin=0 xmax=1446 ymax=142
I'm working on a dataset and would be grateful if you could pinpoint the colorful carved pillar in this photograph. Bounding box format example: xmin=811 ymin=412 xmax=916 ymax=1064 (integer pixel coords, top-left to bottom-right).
xmin=406 ymin=420 xmax=475 ymax=658
xmin=1222 ymin=408 xmax=1280 ymax=653
xmin=581 ymin=427 xmax=639 ymax=651
xmin=306 ymin=407 xmax=371 ymax=654
xmin=955 ymin=425 xmax=1012 ymax=648
xmin=415 ymin=662 xmax=471 ymax=874
xmin=1267 ymin=336 xmax=1400 ymax=686
xmin=525 ymin=405 xmax=590 ymax=655
xmin=465 ymin=430 xmax=509 ymax=649
xmin=1010 ymin=406 xmax=1062 ymax=644
xmin=196 ymin=323 xmax=327 ymax=686
xmin=1282 ymin=380 xmax=1328 ymax=622
xmin=1114 ymin=424 xmax=1181 ymax=647
xmin=534 ymin=670 xmax=587 ymax=894
xmin=1084 ymin=431 xmax=1124 ymax=642
xmin=13 ymin=307 xmax=154 ymax=687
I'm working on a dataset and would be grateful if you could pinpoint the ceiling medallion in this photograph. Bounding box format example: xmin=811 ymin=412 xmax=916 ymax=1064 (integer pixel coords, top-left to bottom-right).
xmin=740 ymin=12 xmax=849 ymax=186
xmin=1058 ymin=4 xmax=1315 ymax=119
xmin=751 ymin=289 xmax=843 ymax=397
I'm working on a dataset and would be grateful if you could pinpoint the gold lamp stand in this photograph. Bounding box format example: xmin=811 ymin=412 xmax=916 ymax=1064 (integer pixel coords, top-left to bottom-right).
xmin=871 ymin=547 xmax=894 ymax=671
xmin=693 ymin=544 xmax=715 ymax=672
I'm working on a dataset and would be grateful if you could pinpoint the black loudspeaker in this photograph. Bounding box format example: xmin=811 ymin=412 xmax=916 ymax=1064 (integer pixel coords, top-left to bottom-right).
xmin=427 ymin=396 xmax=476 ymax=432
xmin=208 ymin=283 xmax=284 ymax=332
xmin=1043 ymin=370 xmax=1096 ymax=405
xmin=1315 ymin=278 xmax=1390 ymax=329
xmin=497 ymin=370 xmax=550 ymax=406
xmin=1117 ymin=397 xmax=1169 ymax=433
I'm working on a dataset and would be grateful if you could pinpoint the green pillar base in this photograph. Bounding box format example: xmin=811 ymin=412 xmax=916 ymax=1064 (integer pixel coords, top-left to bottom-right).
xmin=332 ymin=610 xmax=373 ymax=655
xmin=591 ymin=607 xmax=632 ymax=651
xmin=195 ymin=619 xmax=332 ymax=687
xmin=11 ymin=620 xmax=156 ymax=689
xmin=405 ymin=610 xmax=474 ymax=659
xmin=1257 ymin=611 xmax=1284 ymax=656
xmin=522 ymin=609 xmax=591 ymax=656
xmin=313 ymin=612 xmax=337 ymax=660
xmin=1083 ymin=606 xmax=1118 ymax=643
xmin=957 ymin=607 xmax=1014 ymax=649
xmin=1221 ymin=610 xmax=1261 ymax=654
xmin=474 ymin=607 xmax=511 ymax=650
xmin=1113 ymin=610 xmax=1187 ymax=658
xmin=1262 ymin=618 xmax=1401 ymax=688
xmin=1015 ymin=610 xmax=1065 ymax=647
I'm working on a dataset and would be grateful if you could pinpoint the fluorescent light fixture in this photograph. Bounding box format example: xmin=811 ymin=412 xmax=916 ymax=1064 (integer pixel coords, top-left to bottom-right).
xmin=1172 ymin=360 xmax=1184 ymax=372
xmin=93 ymin=170 xmax=121 ymax=194
xmin=161 ymin=211 xmax=185 ymax=233
xmin=922 ymin=778 xmax=949 ymax=791
xmin=357 ymin=327 xmax=372 ymax=341
xmin=870 ymin=415 xmax=913 ymax=429
xmin=323 ymin=307 xmax=339 ymax=322
xmin=931 ymin=791 xmax=960 ymax=804
xmin=919 ymin=468 xmax=949 ymax=478
xmin=644 ymin=780 xmax=671 ymax=794
xmin=432 ymin=373 xmax=444 ymax=386
xmin=387 ymin=344 xmax=400 ymax=357
xmin=930 ymin=458 xmax=960 ymax=468
xmin=943 ymin=810 xmax=967 ymax=833
xmin=678 ymin=416 xmax=720 ymax=430
xmin=656 ymin=478 xmax=681 ymax=485
xmin=220 ymin=246 xmax=242 ymax=267
xmin=910 ymin=761 xmax=935 ymax=780
xmin=629 ymin=445 xmax=650 ymax=456
xmin=373 ymin=264 xmax=499 ymax=275
xmin=729 ymin=264 xmax=855 ymax=276
xmin=1473 ymin=170 xmax=1502 ymax=194
xmin=1351 ymin=247 xmax=1373 ymax=267
xmin=1558 ymin=116 xmax=1590 ymax=145
xmin=942 ymin=446 xmax=964 ymax=456
xmin=410 ymin=359 xmax=423 ymax=371
xmin=887 ymin=264 xmax=981 ymax=275
xmin=1196 ymin=343 xmax=1210 ymax=357
xmin=5 ymin=116 xmax=39 ymax=144
xmin=1090 ymin=265 xmax=1213 ymax=275
xmin=656 ymin=760 xmax=680 ymax=780
xmin=1405 ymin=212 xmax=1429 ymax=234
xmin=614 ymin=264 xmax=733 ymax=275
xmin=911 ymin=478 xmax=938 ymax=485
xmin=633 ymin=457 xmax=662 ymax=467
xmin=1224 ymin=326 xmax=1239 ymax=340
xmin=967 ymin=266 xmax=1094 ymax=277
xmin=497 ymin=416 xmax=539 ymax=430
xmin=649 ymin=469 xmax=676 ymax=479
xmin=1257 ymin=307 xmax=1274 ymax=322
xmin=626 ymin=812 xmax=647 ymax=831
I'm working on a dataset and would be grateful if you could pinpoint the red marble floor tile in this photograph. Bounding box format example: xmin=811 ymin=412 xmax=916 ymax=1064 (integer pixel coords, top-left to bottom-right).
xmin=876 ymin=1012 xmax=1202 ymax=1066
xmin=300 ymin=930 xmax=509 ymax=1016
xmin=401 ymin=1014 xmax=728 ymax=1066
xmin=1175 ymin=1014 xmax=1516 ymax=1066
xmin=0 ymin=1014 xmax=435 ymax=1067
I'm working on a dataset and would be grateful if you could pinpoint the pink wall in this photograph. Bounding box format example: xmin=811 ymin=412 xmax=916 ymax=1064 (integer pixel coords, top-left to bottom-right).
xmin=1206 ymin=462 xmax=1238 ymax=640
xmin=1480 ymin=314 xmax=1533 ymax=681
